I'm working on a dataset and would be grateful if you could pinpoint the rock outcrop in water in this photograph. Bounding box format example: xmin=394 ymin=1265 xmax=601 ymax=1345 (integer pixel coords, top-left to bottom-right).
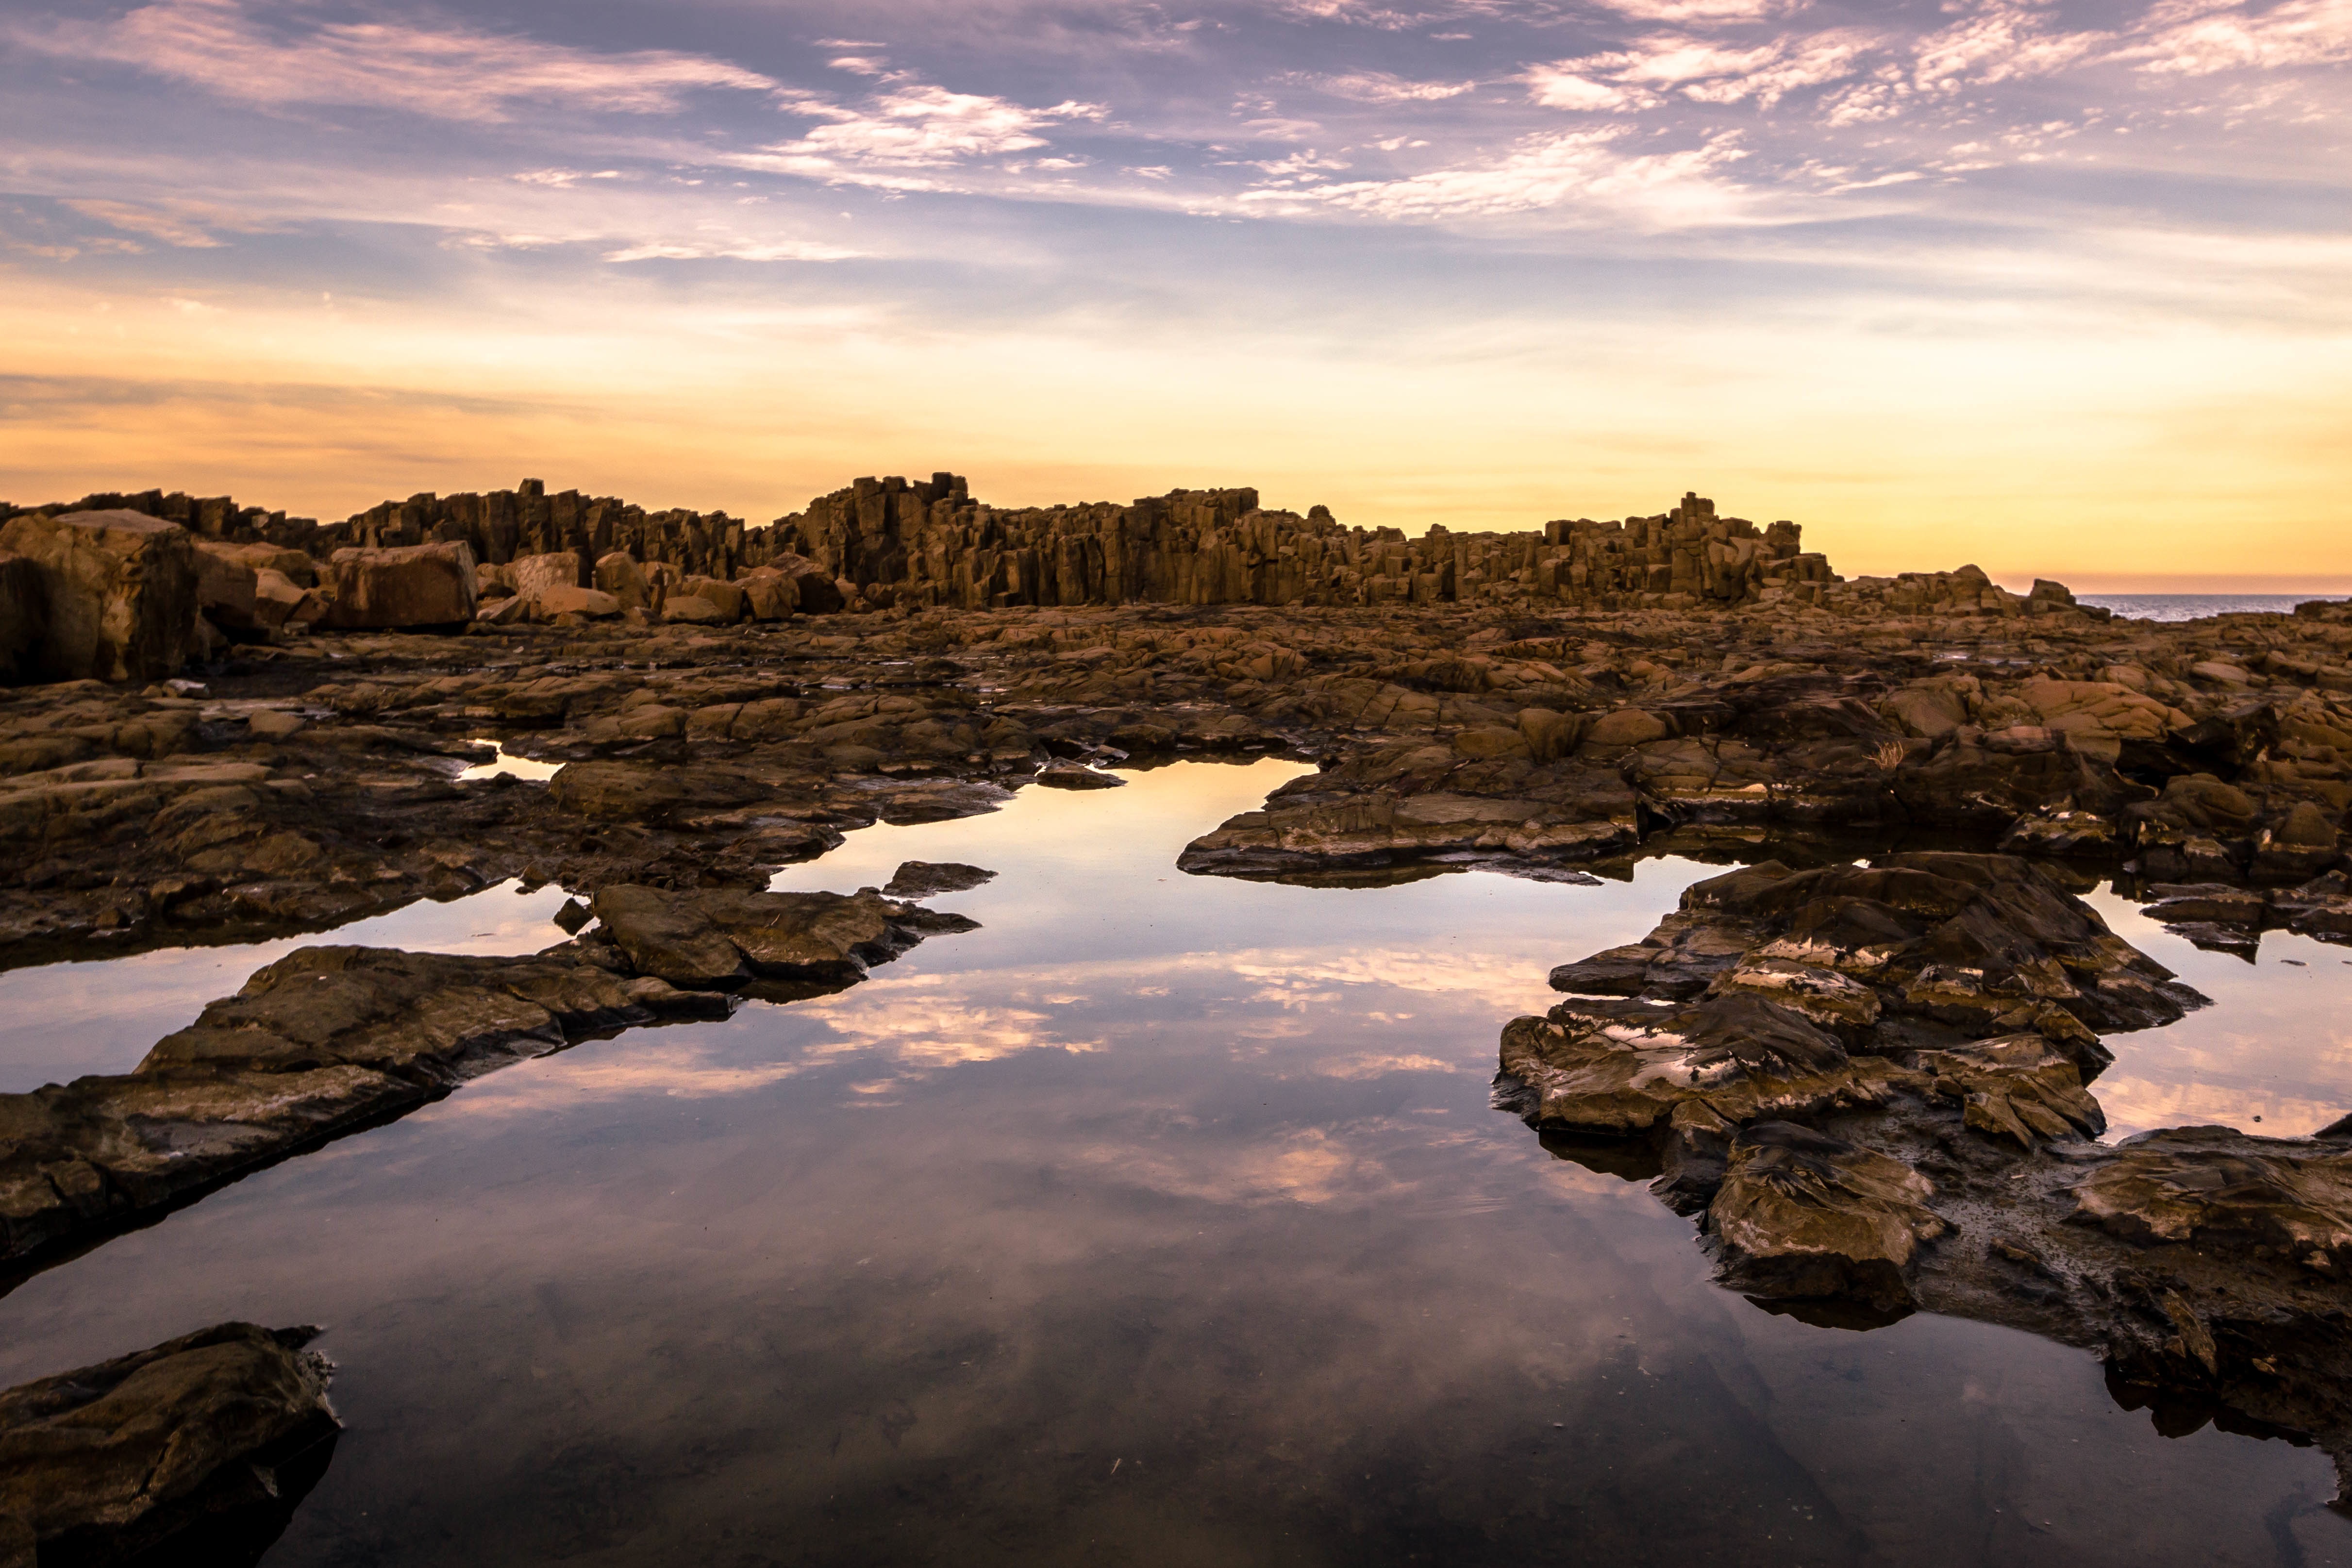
xmin=0 ymin=887 xmax=974 ymax=1273
xmin=0 ymin=1321 xmax=338 ymax=1567
xmin=1500 ymin=852 xmax=2352 ymax=1493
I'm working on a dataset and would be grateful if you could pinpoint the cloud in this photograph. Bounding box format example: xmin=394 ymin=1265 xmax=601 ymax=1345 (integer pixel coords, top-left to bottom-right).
xmin=1912 ymin=4 xmax=2107 ymax=89
xmin=1240 ymin=126 xmax=1752 ymax=224
xmin=1301 ymin=69 xmax=1480 ymax=102
xmin=736 ymin=80 xmax=1108 ymax=191
xmin=62 ymin=200 xmax=226 ymax=248
xmin=2117 ymin=0 xmax=2352 ymax=74
xmin=16 ymin=0 xmax=776 ymax=121
xmin=1530 ymin=30 xmax=1877 ymax=112
xmin=1525 ymin=67 xmax=1658 ymax=111
xmin=1594 ymin=0 xmax=1806 ymax=19
xmin=602 ymin=239 xmax=862 ymax=263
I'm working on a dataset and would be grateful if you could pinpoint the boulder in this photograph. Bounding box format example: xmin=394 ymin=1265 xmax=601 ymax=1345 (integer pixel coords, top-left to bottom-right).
xmin=764 ymin=553 xmax=843 ymax=614
xmin=0 ymin=510 xmax=200 ymax=684
xmin=681 ymin=576 xmax=745 ymax=622
xmin=251 ymin=568 xmax=308 ymax=631
xmin=593 ymin=552 xmax=650 ymax=611
xmin=318 ymin=542 xmax=477 ymax=630
xmin=531 ymin=585 xmax=620 ymax=621
xmin=662 ymin=596 xmax=725 ymax=624
xmin=511 ymin=551 xmax=582 ymax=601
xmin=0 ymin=1322 xmax=339 ymax=1564
xmin=740 ymin=574 xmax=796 ymax=621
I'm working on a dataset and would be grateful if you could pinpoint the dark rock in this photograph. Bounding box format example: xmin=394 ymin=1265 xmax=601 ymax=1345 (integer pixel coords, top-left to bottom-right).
xmin=882 ymin=861 xmax=998 ymax=898
xmin=0 ymin=1322 xmax=337 ymax=1566
xmin=1035 ymin=760 xmax=1124 ymax=789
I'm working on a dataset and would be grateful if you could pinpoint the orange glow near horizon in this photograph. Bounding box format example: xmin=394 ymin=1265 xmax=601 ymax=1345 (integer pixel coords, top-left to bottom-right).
xmin=8 ymin=268 xmax=2346 ymax=594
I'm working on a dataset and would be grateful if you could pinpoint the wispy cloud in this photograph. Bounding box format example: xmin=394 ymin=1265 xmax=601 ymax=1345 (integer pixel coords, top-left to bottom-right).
xmin=2117 ymin=0 xmax=2352 ymax=74
xmin=14 ymin=0 xmax=776 ymax=121
xmin=602 ymin=237 xmax=861 ymax=262
xmin=729 ymin=62 xmax=1107 ymax=191
xmin=62 ymin=200 xmax=228 ymax=248
xmin=1297 ymin=69 xmax=1480 ymax=102
xmin=1241 ymin=126 xmax=1752 ymax=224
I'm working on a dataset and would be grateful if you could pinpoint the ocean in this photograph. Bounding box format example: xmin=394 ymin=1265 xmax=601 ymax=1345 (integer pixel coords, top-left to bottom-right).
xmin=2079 ymin=593 xmax=2348 ymax=622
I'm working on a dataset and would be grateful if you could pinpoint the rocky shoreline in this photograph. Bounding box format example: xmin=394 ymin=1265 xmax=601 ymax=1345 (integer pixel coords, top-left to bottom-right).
xmin=5 ymin=473 xmax=2352 ymax=1548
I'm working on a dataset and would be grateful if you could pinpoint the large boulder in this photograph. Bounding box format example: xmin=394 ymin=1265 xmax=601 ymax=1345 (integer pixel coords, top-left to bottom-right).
xmin=511 ymin=551 xmax=582 ymax=601
xmin=0 ymin=510 xmax=200 ymax=684
xmin=593 ymin=551 xmax=650 ymax=611
xmin=0 ymin=1322 xmax=339 ymax=1565
xmin=318 ymin=541 xmax=477 ymax=630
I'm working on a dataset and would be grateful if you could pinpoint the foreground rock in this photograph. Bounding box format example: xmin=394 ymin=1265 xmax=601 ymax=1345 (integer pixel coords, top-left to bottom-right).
xmin=0 ymin=885 xmax=973 ymax=1274
xmin=0 ymin=1322 xmax=337 ymax=1567
xmin=1500 ymin=852 xmax=2352 ymax=1493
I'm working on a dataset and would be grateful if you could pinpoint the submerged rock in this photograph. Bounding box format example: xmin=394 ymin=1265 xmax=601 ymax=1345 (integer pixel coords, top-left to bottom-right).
xmin=0 ymin=1322 xmax=338 ymax=1567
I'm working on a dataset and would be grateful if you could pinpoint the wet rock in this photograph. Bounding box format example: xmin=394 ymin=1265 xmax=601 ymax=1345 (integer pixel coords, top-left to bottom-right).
xmin=1504 ymin=857 xmax=2352 ymax=1494
xmin=0 ymin=511 xmax=200 ymax=684
xmin=0 ymin=1322 xmax=338 ymax=1566
xmin=1710 ymin=1121 xmax=1946 ymax=1314
xmin=1035 ymin=760 xmax=1124 ymax=789
xmin=883 ymin=861 xmax=998 ymax=898
xmin=587 ymin=883 xmax=977 ymax=991
xmin=318 ymin=542 xmax=477 ymax=630
xmin=0 ymin=945 xmax=726 ymax=1264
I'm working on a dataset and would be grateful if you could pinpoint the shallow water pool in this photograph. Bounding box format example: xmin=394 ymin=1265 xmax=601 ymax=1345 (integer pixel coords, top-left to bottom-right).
xmin=2 ymin=760 xmax=2347 ymax=1566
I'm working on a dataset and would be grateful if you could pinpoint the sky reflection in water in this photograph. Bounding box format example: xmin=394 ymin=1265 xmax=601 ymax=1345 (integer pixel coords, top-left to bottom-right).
xmin=0 ymin=759 xmax=2347 ymax=1564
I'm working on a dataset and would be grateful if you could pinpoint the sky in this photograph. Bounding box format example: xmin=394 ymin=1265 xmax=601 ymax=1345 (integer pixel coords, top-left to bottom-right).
xmin=0 ymin=0 xmax=2347 ymax=589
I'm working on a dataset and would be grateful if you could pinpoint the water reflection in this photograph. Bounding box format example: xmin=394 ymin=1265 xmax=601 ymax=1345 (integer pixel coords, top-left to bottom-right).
xmin=0 ymin=878 xmax=579 ymax=1093
xmin=2085 ymin=888 xmax=2352 ymax=1139
xmin=0 ymin=762 xmax=2343 ymax=1562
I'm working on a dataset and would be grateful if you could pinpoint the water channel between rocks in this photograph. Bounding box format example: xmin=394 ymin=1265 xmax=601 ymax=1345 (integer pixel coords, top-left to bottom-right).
xmin=2 ymin=758 xmax=2349 ymax=1565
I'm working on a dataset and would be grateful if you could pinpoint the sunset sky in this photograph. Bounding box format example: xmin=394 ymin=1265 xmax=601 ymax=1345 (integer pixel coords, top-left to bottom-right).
xmin=1 ymin=0 xmax=2346 ymax=589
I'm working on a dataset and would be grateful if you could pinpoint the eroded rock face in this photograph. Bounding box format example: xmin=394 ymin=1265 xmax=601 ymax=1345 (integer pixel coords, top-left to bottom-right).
xmin=1498 ymin=852 xmax=2352 ymax=1494
xmin=0 ymin=1321 xmax=338 ymax=1567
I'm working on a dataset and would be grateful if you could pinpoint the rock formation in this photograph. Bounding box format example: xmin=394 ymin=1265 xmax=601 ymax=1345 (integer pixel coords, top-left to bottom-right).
xmin=0 ymin=510 xmax=201 ymax=683
xmin=0 ymin=1321 xmax=338 ymax=1568
xmin=1501 ymin=853 xmax=2352 ymax=1493
xmin=0 ymin=885 xmax=974 ymax=1273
